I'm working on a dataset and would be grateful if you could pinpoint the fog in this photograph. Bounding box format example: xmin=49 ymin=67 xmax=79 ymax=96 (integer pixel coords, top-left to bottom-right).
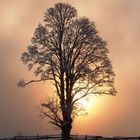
xmin=0 ymin=0 xmax=140 ymax=138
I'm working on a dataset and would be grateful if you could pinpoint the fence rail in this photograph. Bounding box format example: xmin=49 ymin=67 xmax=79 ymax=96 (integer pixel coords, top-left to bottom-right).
xmin=1 ymin=134 xmax=140 ymax=140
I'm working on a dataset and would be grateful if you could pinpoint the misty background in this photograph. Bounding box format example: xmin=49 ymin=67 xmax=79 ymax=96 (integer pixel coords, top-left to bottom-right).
xmin=0 ymin=0 xmax=140 ymax=138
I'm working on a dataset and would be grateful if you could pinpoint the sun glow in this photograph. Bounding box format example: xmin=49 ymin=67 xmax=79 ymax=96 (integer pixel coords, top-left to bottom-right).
xmin=74 ymin=92 xmax=98 ymax=113
xmin=75 ymin=92 xmax=89 ymax=106
xmin=72 ymin=81 xmax=96 ymax=112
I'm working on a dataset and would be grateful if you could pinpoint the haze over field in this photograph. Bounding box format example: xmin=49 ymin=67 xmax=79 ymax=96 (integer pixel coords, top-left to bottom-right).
xmin=0 ymin=0 xmax=140 ymax=138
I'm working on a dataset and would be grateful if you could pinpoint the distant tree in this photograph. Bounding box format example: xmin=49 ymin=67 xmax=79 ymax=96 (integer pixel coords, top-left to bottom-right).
xmin=17 ymin=3 xmax=116 ymax=140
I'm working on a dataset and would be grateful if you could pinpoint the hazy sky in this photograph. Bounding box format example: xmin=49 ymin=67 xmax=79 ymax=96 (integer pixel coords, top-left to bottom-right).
xmin=0 ymin=0 xmax=140 ymax=138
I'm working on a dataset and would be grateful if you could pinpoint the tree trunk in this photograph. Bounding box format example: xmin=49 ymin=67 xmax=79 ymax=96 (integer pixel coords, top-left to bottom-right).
xmin=61 ymin=118 xmax=72 ymax=140
xmin=62 ymin=128 xmax=71 ymax=140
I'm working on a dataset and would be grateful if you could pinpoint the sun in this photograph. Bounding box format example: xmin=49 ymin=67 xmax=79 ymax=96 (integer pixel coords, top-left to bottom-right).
xmin=74 ymin=92 xmax=98 ymax=113
xmin=75 ymin=92 xmax=89 ymax=106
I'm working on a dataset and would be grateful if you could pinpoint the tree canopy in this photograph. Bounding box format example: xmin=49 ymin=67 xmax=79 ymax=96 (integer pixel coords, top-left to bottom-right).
xmin=17 ymin=3 xmax=116 ymax=139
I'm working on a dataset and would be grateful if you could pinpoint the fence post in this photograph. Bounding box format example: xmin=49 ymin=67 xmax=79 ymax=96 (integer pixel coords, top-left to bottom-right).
xmin=85 ymin=135 xmax=87 ymax=140
xmin=76 ymin=134 xmax=78 ymax=140
xmin=36 ymin=134 xmax=38 ymax=140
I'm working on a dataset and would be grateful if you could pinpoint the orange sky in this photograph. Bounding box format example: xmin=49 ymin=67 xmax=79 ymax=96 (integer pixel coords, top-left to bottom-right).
xmin=0 ymin=0 xmax=140 ymax=138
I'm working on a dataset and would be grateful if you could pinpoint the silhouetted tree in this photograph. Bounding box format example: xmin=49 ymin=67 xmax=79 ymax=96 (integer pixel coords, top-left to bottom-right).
xmin=17 ymin=3 xmax=116 ymax=140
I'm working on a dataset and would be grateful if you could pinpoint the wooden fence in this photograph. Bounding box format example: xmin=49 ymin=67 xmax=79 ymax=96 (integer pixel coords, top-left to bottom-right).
xmin=0 ymin=134 xmax=140 ymax=140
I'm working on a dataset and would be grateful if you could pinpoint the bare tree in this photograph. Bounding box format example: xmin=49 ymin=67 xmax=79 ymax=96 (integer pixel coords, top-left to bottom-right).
xmin=17 ymin=3 xmax=116 ymax=140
